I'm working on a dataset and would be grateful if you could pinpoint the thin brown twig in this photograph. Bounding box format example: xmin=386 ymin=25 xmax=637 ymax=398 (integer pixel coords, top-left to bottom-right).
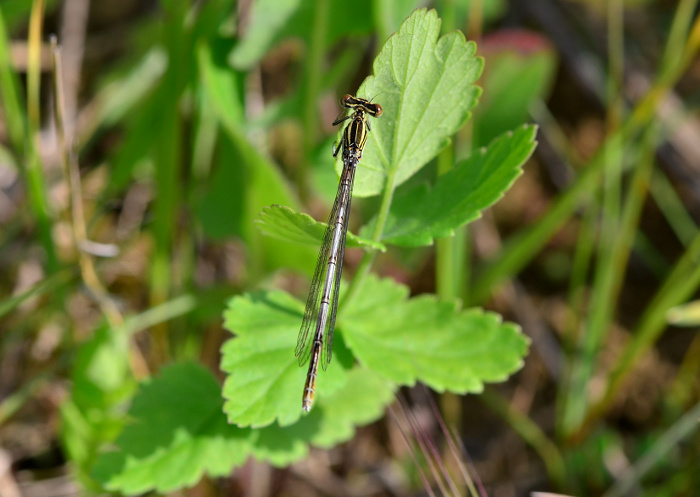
xmin=58 ymin=0 xmax=89 ymax=139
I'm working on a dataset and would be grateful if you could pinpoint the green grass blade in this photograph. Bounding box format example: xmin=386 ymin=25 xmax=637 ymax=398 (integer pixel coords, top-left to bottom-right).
xmin=601 ymin=400 xmax=700 ymax=497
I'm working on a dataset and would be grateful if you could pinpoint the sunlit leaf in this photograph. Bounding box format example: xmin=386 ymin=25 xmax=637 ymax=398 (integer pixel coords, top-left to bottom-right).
xmin=342 ymin=275 xmax=529 ymax=392
xmin=255 ymin=205 xmax=386 ymax=251
xmin=221 ymin=291 xmax=349 ymax=428
xmin=338 ymin=8 xmax=483 ymax=197
xmin=369 ymin=125 xmax=537 ymax=246
xmin=92 ymin=363 xmax=251 ymax=494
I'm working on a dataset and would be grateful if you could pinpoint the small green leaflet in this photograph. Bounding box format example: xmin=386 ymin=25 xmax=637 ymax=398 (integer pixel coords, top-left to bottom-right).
xmin=339 ymin=8 xmax=484 ymax=197
xmin=91 ymin=362 xmax=394 ymax=493
xmin=341 ymin=274 xmax=529 ymax=392
xmin=307 ymin=367 xmax=395 ymax=448
xmin=220 ymin=290 xmax=349 ymax=428
xmin=366 ymin=125 xmax=537 ymax=246
xmin=91 ymin=363 xmax=251 ymax=494
xmin=255 ymin=205 xmax=386 ymax=251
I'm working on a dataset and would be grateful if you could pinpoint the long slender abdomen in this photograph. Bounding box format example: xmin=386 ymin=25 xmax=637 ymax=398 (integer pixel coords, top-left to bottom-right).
xmin=302 ymin=339 xmax=322 ymax=411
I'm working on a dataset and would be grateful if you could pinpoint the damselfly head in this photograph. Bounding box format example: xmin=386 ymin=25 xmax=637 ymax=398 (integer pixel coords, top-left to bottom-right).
xmin=340 ymin=94 xmax=383 ymax=118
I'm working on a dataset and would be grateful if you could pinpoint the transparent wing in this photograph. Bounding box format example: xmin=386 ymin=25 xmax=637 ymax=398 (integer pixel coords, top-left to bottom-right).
xmin=296 ymin=162 xmax=355 ymax=367
xmin=322 ymin=163 xmax=356 ymax=371
xmin=296 ymin=206 xmax=335 ymax=366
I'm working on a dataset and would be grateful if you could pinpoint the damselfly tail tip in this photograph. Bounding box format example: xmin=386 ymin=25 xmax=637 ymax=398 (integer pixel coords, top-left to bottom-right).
xmin=302 ymin=382 xmax=315 ymax=412
xmin=302 ymin=394 xmax=314 ymax=412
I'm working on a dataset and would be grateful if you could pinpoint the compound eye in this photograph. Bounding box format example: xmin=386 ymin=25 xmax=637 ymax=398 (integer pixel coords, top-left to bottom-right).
xmin=373 ymin=104 xmax=383 ymax=117
xmin=340 ymin=94 xmax=353 ymax=107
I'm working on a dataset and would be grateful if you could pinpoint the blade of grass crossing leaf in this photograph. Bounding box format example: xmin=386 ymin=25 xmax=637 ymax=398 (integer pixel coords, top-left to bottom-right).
xmin=24 ymin=0 xmax=59 ymax=272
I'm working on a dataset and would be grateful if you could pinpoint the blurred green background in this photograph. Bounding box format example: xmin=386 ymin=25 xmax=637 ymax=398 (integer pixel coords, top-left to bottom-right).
xmin=1 ymin=0 xmax=700 ymax=495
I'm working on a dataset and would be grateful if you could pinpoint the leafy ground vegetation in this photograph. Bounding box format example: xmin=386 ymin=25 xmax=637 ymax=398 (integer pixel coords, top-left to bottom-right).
xmin=1 ymin=1 xmax=699 ymax=496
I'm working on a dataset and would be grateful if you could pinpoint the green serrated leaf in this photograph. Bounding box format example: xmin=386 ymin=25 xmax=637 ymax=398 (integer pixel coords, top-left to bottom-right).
xmin=255 ymin=205 xmax=386 ymax=251
xmin=245 ymin=366 xmax=394 ymax=464
xmin=369 ymin=125 xmax=537 ymax=246
xmin=310 ymin=367 xmax=395 ymax=448
xmin=221 ymin=291 xmax=349 ymax=428
xmin=92 ymin=363 xmax=251 ymax=494
xmin=342 ymin=274 xmax=529 ymax=392
xmin=338 ymin=8 xmax=483 ymax=197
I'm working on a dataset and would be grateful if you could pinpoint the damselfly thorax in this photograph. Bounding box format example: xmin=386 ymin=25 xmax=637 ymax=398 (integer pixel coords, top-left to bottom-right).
xmin=333 ymin=94 xmax=383 ymax=163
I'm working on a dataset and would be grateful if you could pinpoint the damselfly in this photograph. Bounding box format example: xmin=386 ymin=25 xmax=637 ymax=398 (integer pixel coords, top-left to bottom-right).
xmin=296 ymin=94 xmax=382 ymax=412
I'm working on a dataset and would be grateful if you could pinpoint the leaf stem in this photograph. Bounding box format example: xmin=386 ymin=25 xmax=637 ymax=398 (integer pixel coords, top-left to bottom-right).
xmin=436 ymin=146 xmax=463 ymax=301
xmin=341 ymin=157 xmax=399 ymax=310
